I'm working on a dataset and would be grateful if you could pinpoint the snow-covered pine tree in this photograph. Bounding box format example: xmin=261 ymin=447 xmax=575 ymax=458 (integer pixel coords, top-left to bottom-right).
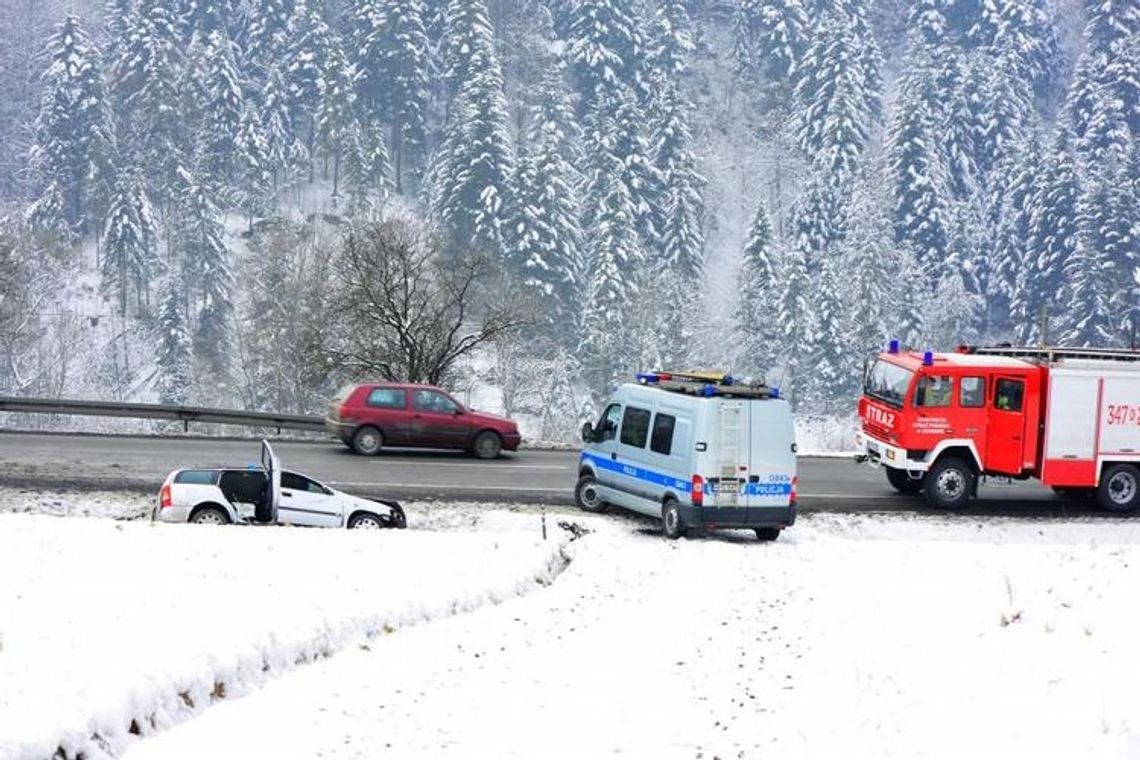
xmin=314 ymin=39 xmax=359 ymax=203
xmin=433 ymin=0 xmax=515 ymax=258
xmin=154 ymin=276 xmax=193 ymax=404
xmin=653 ymin=81 xmax=704 ymax=279
xmin=580 ymin=95 xmax=642 ymax=395
xmin=732 ymin=0 xmax=809 ymax=95
xmin=260 ymin=64 xmax=300 ymax=193
xmin=234 ymin=104 xmax=273 ymax=223
xmin=774 ymin=238 xmax=811 ymax=404
xmin=735 ymin=202 xmax=781 ymax=374
xmin=941 ymin=51 xmax=985 ymax=201
xmin=566 ymin=0 xmax=648 ymax=104
xmin=794 ymin=10 xmax=880 ymax=182
xmin=511 ymin=69 xmax=584 ymax=333
xmin=650 ymin=0 xmax=695 ymax=79
xmin=974 ymin=41 xmax=1035 ymax=188
xmin=353 ymin=0 xmax=429 ymax=193
xmin=243 ymin=0 xmax=291 ymax=77
xmin=101 ymin=171 xmax=158 ymax=317
xmin=28 ymin=15 xmax=113 ymax=238
xmin=996 ymin=134 xmax=1044 ymax=340
xmin=1023 ymin=127 xmax=1080 ymax=343
xmin=907 ymin=0 xmax=948 ymax=45
xmin=803 ymin=256 xmax=850 ymax=410
xmin=1061 ymin=175 xmax=1119 ymax=346
xmin=199 ymin=29 xmax=245 ymax=186
xmin=613 ymin=90 xmax=665 ymax=253
xmin=283 ymin=0 xmax=335 ymax=182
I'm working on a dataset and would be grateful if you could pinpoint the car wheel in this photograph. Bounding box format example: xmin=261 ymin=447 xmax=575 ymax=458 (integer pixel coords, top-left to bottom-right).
xmin=755 ymin=527 xmax=781 ymax=542
xmin=190 ymin=506 xmax=230 ymax=525
xmin=1098 ymin=464 xmax=1140 ymax=513
xmin=923 ymin=457 xmax=973 ymax=509
xmin=471 ymin=431 xmax=502 ymax=460
xmin=348 ymin=511 xmax=384 ymax=529
xmin=352 ymin=426 xmax=383 ymax=456
xmin=662 ymin=499 xmax=686 ymax=539
xmin=574 ymin=474 xmax=608 ymax=513
xmin=886 ymin=467 xmax=922 ymax=496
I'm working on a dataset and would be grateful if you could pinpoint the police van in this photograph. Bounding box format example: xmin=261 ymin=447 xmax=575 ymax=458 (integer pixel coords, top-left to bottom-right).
xmin=575 ymin=371 xmax=798 ymax=541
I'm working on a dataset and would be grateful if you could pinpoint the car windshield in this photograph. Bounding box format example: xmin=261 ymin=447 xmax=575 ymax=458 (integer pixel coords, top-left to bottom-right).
xmin=864 ymin=359 xmax=914 ymax=408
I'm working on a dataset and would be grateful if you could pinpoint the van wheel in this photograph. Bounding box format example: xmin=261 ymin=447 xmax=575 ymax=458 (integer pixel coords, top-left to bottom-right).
xmin=923 ymin=457 xmax=973 ymax=509
xmin=886 ymin=468 xmax=922 ymax=496
xmin=574 ymin=475 xmax=608 ymax=513
xmin=662 ymin=499 xmax=686 ymax=539
xmin=1098 ymin=464 xmax=1140 ymax=513
xmin=755 ymin=527 xmax=781 ymax=542
xmin=471 ymin=431 xmax=502 ymax=460
xmin=352 ymin=426 xmax=383 ymax=456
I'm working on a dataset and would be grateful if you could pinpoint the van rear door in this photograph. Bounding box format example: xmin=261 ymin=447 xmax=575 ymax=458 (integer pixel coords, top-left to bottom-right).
xmin=745 ymin=400 xmax=796 ymax=506
xmin=711 ymin=400 xmax=748 ymax=506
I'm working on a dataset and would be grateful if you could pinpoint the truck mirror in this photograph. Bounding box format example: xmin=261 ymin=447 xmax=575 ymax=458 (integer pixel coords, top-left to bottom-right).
xmin=581 ymin=422 xmax=595 ymax=443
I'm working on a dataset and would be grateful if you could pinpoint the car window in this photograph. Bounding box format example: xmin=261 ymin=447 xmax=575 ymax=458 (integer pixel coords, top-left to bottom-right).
xmin=596 ymin=404 xmax=622 ymax=442
xmin=914 ymin=376 xmax=952 ymax=408
xmin=366 ymin=388 xmax=407 ymax=409
xmin=650 ymin=414 xmax=676 ymax=455
xmin=620 ymin=407 xmax=651 ymax=448
xmin=960 ymin=377 xmax=985 ymax=408
xmin=413 ymin=390 xmax=459 ymax=414
xmin=995 ymin=378 xmax=1025 ymax=412
xmin=174 ymin=469 xmax=217 ymax=485
xmin=281 ymin=472 xmax=327 ymax=494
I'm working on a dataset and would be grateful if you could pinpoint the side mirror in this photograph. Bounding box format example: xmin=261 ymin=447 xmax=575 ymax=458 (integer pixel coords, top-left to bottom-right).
xmin=581 ymin=422 xmax=595 ymax=443
xmin=453 ymin=408 xmax=464 ymax=415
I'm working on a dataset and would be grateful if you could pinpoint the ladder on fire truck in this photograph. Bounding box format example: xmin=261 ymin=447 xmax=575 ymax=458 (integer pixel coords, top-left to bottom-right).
xmin=636 ymin=370 xmax=776 ymax=399
xmin=962 ymin=345 xmax=1140 ymax=364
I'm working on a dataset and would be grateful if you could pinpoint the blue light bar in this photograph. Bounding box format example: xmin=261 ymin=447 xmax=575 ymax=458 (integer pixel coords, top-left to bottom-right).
xmin=770 ymin=387 xmax=781 ymax=399
xmin=923 ymin=350 xmax=934 ymax=366
xmin=888 ymin=339 xmax=900 ymax=354
xmin=701 ymin=384 xmax=717 ymax=397
xmin=636 ymin=372 xmax=658 ymax=384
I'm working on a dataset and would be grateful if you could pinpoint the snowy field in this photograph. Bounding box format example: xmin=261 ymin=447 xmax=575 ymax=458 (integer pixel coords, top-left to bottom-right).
xmin=3 ymin=499 xmax=1140 ymax=760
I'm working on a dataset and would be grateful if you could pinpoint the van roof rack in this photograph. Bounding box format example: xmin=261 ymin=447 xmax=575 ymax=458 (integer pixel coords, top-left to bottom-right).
xmin=959 ymin=345 xmax=1140 ymax=363
xmin=636 ymin=370 xmax=778 ymax=399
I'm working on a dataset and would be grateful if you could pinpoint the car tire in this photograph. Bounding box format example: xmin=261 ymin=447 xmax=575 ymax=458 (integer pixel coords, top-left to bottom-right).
xmin=352 ymin=426 xmax=383 ymax=456
xmin=923 ymin=457 xmax=973 ymax=509
xmin=755 ymin=527 xmax=781 ymax=542
xmin=886 ymin=467 xmax=922 ymax=496
xmin=471 ymin=431 xmax=502 ymax=460
xmin=662 ymin=499 xmax=686 ymax=539
xmin=190 ymin=506 xmax=230 ymax=525
xmin=1098 ymin=464 xmax=1140 ymax=513
xmin=574 ymin=474 xmax=608 ymax=513
xmin=348 ymin=511 xmax=384 ymax=529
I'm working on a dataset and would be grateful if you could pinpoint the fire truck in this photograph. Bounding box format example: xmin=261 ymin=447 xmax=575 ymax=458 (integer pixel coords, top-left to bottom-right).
xmin=855 ymin=344 xmax=1140 ymax=512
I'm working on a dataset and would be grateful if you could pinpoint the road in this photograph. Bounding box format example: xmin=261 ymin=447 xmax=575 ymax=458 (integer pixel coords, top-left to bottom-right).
xmin=0 ymin=430 xmax=1115 ymax=517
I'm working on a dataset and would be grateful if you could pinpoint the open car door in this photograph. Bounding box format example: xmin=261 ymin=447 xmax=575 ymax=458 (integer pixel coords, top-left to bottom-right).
xmin=256 ymin=439 xmax=281 ymax=523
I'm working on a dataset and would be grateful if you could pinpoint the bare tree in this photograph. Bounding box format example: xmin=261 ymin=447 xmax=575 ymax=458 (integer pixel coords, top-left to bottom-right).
xmin=330 ymin=215 xmax=531 ymax=385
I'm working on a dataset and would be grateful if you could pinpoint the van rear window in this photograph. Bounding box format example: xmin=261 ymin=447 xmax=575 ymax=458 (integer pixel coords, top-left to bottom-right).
xmin=174 ymin=470 xmax=217 ymax=485
xmin=620 ymin=407 xmax=651 ymax=448
xmin=650 ymin=414 xmax=676 ymax=455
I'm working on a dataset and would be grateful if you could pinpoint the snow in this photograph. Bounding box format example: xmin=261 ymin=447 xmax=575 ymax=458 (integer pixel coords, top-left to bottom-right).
xmin=5 ymin=498 xmax=1140 ymax=759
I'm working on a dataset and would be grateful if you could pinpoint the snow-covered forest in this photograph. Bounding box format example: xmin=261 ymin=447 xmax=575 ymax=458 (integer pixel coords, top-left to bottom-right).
xmin=0 ymin=0 xmax=1137 ymax=435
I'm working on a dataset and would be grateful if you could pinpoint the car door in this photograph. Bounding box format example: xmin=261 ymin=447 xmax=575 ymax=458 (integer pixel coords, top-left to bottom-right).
xmin=279 ymin=471 xmax=342 ymax=527
xmin=257 ymin=440 xmax=281 ymax=523
xmin=364 ymin=386 xmax=412 ymax=445
xmin=986 ymin=376 xmax=1027 ymax=475
xmin=410 ymin=389 xmax=469 ymax=448
xmin=587 ymin=403 xmax=628 ymax=505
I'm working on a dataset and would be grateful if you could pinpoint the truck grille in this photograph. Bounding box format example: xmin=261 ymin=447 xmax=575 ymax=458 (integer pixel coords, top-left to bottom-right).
xmin=863 ymin=421 xmax=890 ymax=441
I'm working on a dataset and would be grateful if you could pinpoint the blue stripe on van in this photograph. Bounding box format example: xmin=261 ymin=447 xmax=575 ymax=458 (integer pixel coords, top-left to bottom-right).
xmin=579 ymin=452 xmax=792 ymax=497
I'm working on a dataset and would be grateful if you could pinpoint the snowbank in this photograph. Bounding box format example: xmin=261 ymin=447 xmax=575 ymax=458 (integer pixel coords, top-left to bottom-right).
xmin=122 ymin=513 xmax=1140 ymax=760
xmin=0 ymin=511 xmax=570 ymax=760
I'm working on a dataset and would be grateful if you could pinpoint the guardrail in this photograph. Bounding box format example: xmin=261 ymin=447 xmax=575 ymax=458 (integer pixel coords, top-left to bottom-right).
xmin=0 ymin=396 xmax=325 ymax=434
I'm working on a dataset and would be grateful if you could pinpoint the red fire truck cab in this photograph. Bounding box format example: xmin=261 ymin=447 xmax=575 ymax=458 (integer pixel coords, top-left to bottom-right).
xmin=856 ymin=344 xmax=1140 ymax=512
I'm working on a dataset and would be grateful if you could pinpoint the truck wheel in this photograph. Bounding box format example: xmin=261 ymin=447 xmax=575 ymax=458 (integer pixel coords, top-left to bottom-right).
xmin=574 ymin=475 xmax=608 ymax=513
xmin=1098 ymin=464 xmax=1140 ymax=513
xmin=662 ymin=499 xmax=686 ymax=539
xmin=886 ymin=468 xmax=922 ymax=496
xmin=352 ymin=426 xmax=383 ymax=456
xmin=923 ymin=457 xmax=973 ymax=509
xmin=755 ymin=527 xmax=781 ymax=542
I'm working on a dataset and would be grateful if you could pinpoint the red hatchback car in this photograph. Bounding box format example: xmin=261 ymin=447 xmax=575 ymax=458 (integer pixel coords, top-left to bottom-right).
xmin=325 ymin=383 xmax=522 ymax=459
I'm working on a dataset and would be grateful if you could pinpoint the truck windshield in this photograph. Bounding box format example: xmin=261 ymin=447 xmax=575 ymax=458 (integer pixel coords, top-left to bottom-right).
xmin=864 ymin=359 xmax=914 ymax=408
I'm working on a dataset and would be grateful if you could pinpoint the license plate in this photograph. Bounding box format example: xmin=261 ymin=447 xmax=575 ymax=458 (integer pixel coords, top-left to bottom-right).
xmin=714 ymin=480 xmax=740 ymax=493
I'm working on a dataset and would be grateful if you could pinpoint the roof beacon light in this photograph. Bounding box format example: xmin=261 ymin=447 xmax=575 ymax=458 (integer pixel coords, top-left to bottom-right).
xmin=923 ymin=350 xmax=934 ymax=366
xmin=636 ymin=372 xmax=658 ymax=385
xmin=770 ymin=386 xmax=781 ymax=399
xmin=888 ymin=339 xmax=900 ymax=354
xmin=701 ymin=384 xmax=717 ymax=397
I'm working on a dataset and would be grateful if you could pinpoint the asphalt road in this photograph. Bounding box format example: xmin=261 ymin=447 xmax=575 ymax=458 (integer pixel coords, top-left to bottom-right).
xmin=0 ymin=430 xmax=1123 ymax=518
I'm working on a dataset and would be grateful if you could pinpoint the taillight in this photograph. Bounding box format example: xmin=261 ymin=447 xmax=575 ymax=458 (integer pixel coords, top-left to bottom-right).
xmin=790 ymin=476 xmax=798 ymax=506
xmin=338 ymin=403 xmax=349 ymax=420
xmin=160 ymin=483 xmax=172 ymax=509
xmin=691 ymin=474 xmax=704 ymax=506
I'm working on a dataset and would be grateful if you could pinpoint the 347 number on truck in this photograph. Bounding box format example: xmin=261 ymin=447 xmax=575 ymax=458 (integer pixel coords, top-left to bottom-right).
xmin=856 ymin=344 xmax=1140 ymax=512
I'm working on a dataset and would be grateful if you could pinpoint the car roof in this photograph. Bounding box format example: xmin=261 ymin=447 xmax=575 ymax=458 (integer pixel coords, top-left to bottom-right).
xmin=881 ymin=352 xmax=1034 ymax=371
